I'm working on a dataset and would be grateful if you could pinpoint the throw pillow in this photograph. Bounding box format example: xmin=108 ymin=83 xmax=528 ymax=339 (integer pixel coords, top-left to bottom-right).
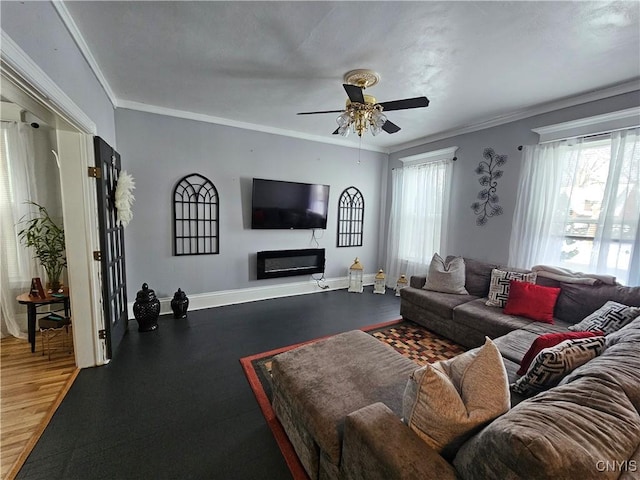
xmin=503 ymin=280 xmax=561 ymax=323
xmin=423 ymin=253 xmax=469 ymax=295
xmin=402 ymin=337 xmax=509 ymax=456
xmin=485 ymin=269 xmax=537 ymax=308
xmin=568 ymin=300 xmax=640 ymax=335
xmin=516 ymin=331 xmax=602 ymax=376
xmin=511 ymin=336 xmax=606 ymax=396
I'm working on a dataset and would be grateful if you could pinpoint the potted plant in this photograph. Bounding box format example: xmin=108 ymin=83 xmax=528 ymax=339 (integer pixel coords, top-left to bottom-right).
xmin=18 ymin=201 xmax=67 ymax=291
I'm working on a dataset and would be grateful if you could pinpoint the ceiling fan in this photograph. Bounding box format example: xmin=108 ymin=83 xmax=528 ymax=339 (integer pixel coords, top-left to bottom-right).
xmin=297 ymin=69 xmax=429 ymax=137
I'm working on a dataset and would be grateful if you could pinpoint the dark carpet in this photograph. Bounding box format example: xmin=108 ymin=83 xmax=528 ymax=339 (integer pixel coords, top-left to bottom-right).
xmin=16 ymin=288 xmax=402 ymax=480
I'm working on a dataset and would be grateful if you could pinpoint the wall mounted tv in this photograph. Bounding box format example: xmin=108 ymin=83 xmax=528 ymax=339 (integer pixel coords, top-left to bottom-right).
xmin=251 ymin=178 xmax=330 ymax=229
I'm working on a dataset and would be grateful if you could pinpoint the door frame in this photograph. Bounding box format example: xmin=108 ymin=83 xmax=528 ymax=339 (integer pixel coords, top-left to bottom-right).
xmin=1 ymin=31 xmax=108 ymax=367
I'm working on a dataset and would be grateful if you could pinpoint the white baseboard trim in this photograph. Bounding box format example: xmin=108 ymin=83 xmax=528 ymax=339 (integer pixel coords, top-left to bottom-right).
xmin=127 ymin=274 xmax=377 ymax=319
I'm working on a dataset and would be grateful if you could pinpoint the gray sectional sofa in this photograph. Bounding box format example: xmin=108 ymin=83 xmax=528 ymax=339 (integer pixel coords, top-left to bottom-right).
xmin=400 ymin=257 xmax=640 ymax=349
xmin=271 ymin=257 xmax=640 ymax=480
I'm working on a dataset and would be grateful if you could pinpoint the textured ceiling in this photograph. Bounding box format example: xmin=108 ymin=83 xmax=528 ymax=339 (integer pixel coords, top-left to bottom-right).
xmin=63 ymin=1 xmax=640 ymax=151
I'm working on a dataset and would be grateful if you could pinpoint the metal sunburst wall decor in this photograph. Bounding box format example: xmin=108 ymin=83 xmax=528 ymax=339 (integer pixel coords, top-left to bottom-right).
xmin=471 ymin=147 xmax=507 ymax=226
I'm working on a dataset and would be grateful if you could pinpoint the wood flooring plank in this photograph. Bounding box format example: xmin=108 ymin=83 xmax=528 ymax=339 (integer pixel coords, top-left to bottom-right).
xmin=0 ymin=332 xmax=77 ymax=480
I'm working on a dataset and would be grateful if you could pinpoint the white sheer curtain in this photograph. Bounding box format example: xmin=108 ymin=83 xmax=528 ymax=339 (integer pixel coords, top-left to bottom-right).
xmin=508 ymin=140 xmax=583 ymax=269
xmin=0 ymin=121 xmax=40 ymax=338
xmin=594 ymin=128 xmax=640 ymax=284
xmin=386 ymin=159 xmax=452 ymax=284
xmin=509 ymin=128 xmax=640 ymax=285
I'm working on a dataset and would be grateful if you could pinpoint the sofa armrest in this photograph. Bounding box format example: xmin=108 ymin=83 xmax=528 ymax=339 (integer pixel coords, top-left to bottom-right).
xmin=341 ymin=402 xmax=458 ymax=480
xmin=410 ymin=275 xmax=426 ymax=289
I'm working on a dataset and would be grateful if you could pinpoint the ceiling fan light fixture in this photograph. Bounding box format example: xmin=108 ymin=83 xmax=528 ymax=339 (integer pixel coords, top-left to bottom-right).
xmin=337 ymin=123 xmax=351 ymax=137
xmin=298 ymin=69 xmax=429 ymax=138
xmin=336 ymin=111 xmax=351 ymax=128
xmin=372 ymin=110 xmax=387 ymax=129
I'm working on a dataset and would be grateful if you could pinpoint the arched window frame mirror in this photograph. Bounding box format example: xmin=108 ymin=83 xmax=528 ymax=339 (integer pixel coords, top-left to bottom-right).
xmin=173 ymin=173 xmax=219 ymax=256
xmin=336 ymin=186 xmax=364 ymax=247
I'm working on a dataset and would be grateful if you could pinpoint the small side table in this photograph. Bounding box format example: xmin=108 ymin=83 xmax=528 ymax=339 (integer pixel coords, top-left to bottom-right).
xmin=16 ymin=289 xmax=70 ymax=353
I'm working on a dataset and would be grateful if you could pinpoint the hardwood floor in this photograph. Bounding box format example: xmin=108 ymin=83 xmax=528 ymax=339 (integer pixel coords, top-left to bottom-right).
xmin=1 ymin=333 xmax=78 ymax=480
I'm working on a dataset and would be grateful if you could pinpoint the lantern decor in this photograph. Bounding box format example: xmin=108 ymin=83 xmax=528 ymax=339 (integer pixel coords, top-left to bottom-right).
xmin=171 ymin=288 xmax=189 ymax=319
xmin=395 ymin=274 xmax=408 ymax=296
xmin=374 ymin=269 xmax=386 ymax=294
xmin=133 ymin=283 xmax=160 ymax=332
xmin=348 ymin=258 xmax=364 ymax=293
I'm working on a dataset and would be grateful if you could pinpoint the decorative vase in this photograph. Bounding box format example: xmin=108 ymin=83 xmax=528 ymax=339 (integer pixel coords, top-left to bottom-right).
xmin=133 ymin=283 xmax=160 ymax=332
xmin=171 ymin=288 xmax=189 ymax=319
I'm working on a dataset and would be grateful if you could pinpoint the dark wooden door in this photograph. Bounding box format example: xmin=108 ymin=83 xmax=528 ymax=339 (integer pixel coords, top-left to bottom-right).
xmin=93 ymin=136 xmax=128 ymax=359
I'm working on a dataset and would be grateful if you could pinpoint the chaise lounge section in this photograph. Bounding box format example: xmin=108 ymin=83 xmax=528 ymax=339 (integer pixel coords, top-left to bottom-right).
xmin=271 ymin=257 xmax=640 ymax=479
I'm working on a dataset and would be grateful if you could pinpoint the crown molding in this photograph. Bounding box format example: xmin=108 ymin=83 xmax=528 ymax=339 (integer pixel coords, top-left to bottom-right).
xmin=116 ymin=99 xmax=389 ymax=153
xmin=389 ymin=79 xmax=640 ymax=154
xmin=532 ymin=106 xmax=640 ymax=143
xmin=52 ymin=0 xmax=117 ymax=107
xmin=399 ymin=146 xmax=458 ymax=166
xmin=0 ymin=29 xmax=96 ymax=133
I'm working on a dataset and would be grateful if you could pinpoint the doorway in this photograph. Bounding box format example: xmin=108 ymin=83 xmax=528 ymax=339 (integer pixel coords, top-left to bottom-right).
xmin=1 ymin=69 xmax=108 ymax=368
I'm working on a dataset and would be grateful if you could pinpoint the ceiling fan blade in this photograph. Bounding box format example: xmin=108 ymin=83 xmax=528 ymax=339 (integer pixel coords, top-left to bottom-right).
xmin=343 ymin=84 xmax=365 ymax=104
xmin=378 ymin=96 xmax=429 ymax=111
xmin=382 ymin=120 xmax=401 ymax=134
xmin=297 ymin=110 xmax=344 ymax=115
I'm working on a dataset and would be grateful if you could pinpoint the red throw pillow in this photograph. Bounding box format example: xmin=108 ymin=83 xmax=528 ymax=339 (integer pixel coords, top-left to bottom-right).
xmin=517 ymin=331 xmax=602 ymax=375
xmin=503 ymin=280 xmax=561 ymax=324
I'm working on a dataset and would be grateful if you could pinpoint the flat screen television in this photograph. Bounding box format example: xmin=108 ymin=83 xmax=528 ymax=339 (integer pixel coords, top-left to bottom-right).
xmin=251 ymin=178 xmax=330 ymax=229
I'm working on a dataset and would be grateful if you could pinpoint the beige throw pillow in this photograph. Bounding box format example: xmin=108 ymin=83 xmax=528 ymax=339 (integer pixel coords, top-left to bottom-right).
xmin=423 ymin=253 xmax=469 ymax=295
xmin=402 ymin=338 xmax=510 ymax=455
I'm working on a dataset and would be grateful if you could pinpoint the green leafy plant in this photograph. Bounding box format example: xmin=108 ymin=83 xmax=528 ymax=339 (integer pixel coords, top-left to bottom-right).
xmin=18 ymin=202 xmax=67 ymax=289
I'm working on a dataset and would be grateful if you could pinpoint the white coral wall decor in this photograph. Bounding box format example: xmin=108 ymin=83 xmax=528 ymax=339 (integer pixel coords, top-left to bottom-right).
xmin=115 ymin=170 xmax=135 ymax=227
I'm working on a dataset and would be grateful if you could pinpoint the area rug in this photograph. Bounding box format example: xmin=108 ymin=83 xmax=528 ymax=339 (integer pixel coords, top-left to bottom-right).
xmin=239 ymin=319 xmax=465 ymax=479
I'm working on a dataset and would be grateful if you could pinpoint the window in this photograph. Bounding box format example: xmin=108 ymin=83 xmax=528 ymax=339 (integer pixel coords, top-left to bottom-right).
xmin=560 ymin=138 xmax=635 ymax=271
xmin=386 ymin=147 xmax=456 ymax=281
xmin=336 ymin=186 xmax=364 ymax=247
xmin=0 ymin=122 xmax=37 ymax=283
xmin=509 ymin=128 xmax=639 ymax=285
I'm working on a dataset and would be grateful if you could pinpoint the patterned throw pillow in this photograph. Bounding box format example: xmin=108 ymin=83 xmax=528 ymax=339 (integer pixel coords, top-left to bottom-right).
xmin=568 ymin=301 xmax=640 ymax=335
xmin=485 ymin=269 xmax=537 ymax=308
xmin=516 ymin=331 xmax=602 ymax=376
xmin=511 ymin=336 xmax=606 ymax=396
xmin=423 ymin=254 xmax=469 ymax=295
xmin=402 ymin=338 xmax=509 ymax=455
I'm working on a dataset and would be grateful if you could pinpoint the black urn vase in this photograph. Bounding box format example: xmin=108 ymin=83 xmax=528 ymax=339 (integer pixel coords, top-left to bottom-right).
xmin=171 ymin=288 xmax=189 ymax=319
xmin=133 ymin=283 xmax=160 ymax=332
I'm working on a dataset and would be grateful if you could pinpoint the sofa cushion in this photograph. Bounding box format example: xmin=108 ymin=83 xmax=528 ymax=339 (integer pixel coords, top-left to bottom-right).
xmin=423 ymin=254 xmax=469 ymax=295
xmin=402 ymin=338 xmax=509 ymax=457
xmin=604 ymin=315 xmax=640 ymax=350
xmin=569 ymin=300 xmax=640 ymax=335
xmin=554 ymin=282 xmax=640 ymax=324
xmin=511 ymin=336 xmax=606 ymax=396
xmin=486 ymin=269 xmax=537 ymax=308
xmin=454 ymin=374 xmax=640 ymax=480
xmin=453 ymin=299 xmax=535 ymax=339
xmin=458 ymin=257 xmax=498 ymax=297
xmin=491 ymin=329 xmax=541 ymax=364
xmin=503 ymin=280 xmax=560 ymax=323
xmin=516 ymin=331 xmax=602 ymax=376
xmin=401 ymin=287 xmax=478 ymax=321
xmin=562 ymin=316 xmax=640 ymax=408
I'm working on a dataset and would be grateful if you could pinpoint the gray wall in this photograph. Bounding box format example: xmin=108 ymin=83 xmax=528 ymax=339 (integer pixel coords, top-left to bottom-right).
xmin=388 ymin=90 xmax=640 ymax=265
xmin=1 ymin=1 xmax=116 ymax=145
xmin=115 ymin=108 xmax=388 ymax=299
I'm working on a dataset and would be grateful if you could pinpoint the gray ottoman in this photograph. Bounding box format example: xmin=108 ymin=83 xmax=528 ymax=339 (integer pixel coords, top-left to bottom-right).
xmin=271 ymin=329 xmax=418 ymax=480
